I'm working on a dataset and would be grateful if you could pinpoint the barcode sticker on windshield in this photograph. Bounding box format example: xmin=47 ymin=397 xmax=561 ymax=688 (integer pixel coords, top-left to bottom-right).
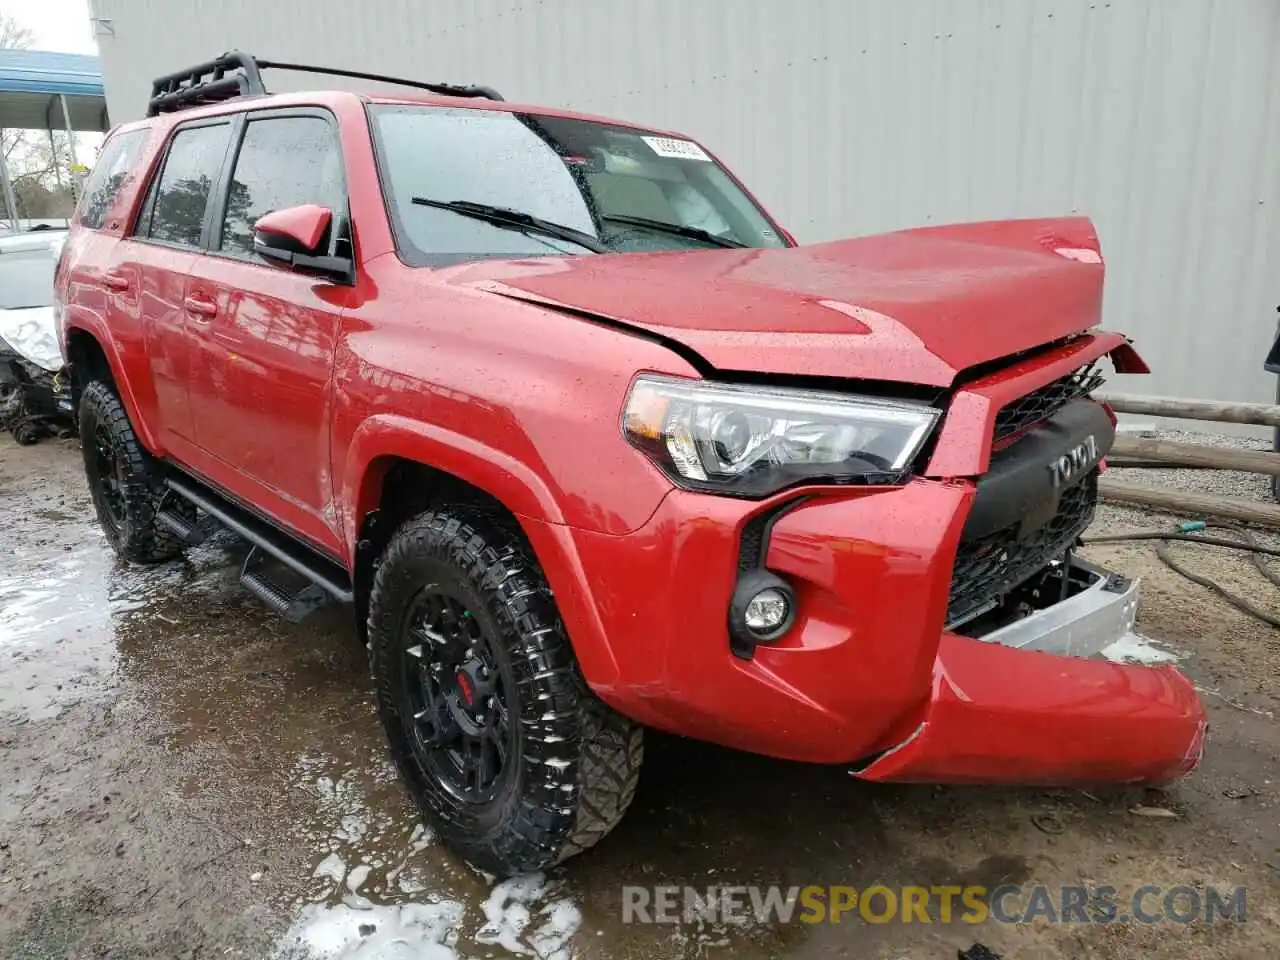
xmin=641 ymin=136 xmax=712 ymax=162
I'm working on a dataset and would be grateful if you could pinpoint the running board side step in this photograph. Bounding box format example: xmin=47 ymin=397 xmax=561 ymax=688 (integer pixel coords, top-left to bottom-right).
xmin=240 ymin=546 xmax=330 ymax=622
xmin=155 ymin=506 xmax=206 ymax=546
xmin=164 ymin=474 xmax=354 ymax=605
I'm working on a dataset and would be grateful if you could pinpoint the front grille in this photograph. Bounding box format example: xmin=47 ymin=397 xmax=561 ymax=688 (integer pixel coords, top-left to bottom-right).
xmin=992 ymin=362 xmax=1105 ymax=446
xmin=946 ymin=471 xmax=1097 ymax=628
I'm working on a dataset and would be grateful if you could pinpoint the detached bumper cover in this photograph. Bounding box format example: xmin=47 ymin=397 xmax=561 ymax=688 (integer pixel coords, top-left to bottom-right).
xmin=856 ymin=557 xmax=1205 ymax=785
xmin=855 ymin=633 xmax=1205 ymax=785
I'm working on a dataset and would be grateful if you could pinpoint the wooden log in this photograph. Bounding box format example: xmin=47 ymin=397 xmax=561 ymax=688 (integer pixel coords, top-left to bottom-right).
xmin=1110 ymin=435 xmax=1280 ymax=476
xmin=1105 ymin=457 xmax=1217 ymax=470
xmin=1096 ymin=392 xmax=1280 ymax=427
xmin=1098 ymin=477 xmax=1280 ymax=528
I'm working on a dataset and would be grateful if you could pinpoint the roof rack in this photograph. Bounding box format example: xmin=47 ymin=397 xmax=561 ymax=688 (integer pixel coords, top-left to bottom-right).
xmin=146 ymin=50 xmax=503 ymax=117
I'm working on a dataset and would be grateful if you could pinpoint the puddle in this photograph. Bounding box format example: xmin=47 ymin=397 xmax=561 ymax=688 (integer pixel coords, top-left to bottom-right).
xmin=0 ymin=529 xmax=241 ymax=724
xmin=0 ymin=541 xmax=121 ymax=723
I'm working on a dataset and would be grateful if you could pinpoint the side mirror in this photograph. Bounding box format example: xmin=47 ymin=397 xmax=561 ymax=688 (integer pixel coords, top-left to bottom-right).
xmin=252 ymin=204 xmax=354 ymax=284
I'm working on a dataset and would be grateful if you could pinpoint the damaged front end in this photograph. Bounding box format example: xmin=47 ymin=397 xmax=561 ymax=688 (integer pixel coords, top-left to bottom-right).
xmin=0 ymin=312 xmax=74 ymax=445
xmin=849 ymin=341 xmax=1206 ymax=787
xmin=853 ymin=572 xmax=1206 ymax=786
xmin=0 ymin=230 xmax=74 ymax=444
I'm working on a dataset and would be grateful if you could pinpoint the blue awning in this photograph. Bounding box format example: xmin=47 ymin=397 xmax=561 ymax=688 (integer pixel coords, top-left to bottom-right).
xmin=0 ymin=50 xmax=108 ymax=132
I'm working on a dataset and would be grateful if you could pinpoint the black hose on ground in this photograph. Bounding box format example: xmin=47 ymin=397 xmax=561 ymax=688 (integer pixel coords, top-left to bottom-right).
xmin=1081 ymin=523 xmax=1280 ymax=630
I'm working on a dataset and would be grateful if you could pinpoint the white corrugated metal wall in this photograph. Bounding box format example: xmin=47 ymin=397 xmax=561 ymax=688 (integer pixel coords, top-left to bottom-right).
xmin=89 ymin=0 xmax=1280 ymax=411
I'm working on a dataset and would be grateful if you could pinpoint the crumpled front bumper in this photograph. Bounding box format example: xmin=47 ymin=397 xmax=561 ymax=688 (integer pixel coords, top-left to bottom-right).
xmin=544 ymin=478 xmax=1205 ymax=788
xmin=855 ymin=633 xmax=1206 ymax=785
xmin=855 ymin=583 xmax=1203 ymax=783
xmin=855 ymin=564 xmax=1206 ymax=785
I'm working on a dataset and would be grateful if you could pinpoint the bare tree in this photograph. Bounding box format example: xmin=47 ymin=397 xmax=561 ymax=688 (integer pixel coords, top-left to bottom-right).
xmin=2 ymin=14 xmax=35 ymax=166
xmin=1 ymin=15 xmax=76 ymax=219
xmin=0 ymin=14 xmax=33 ymax=49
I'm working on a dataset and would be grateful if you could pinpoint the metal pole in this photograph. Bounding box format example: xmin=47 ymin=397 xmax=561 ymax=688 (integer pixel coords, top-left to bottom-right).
xmin=58 ymin=95 xmax=80 ymax=199
xmin=48 ymin=127 xmax=65 ymax=190
xmin=0 ymin=133 xmax=20 ymax=230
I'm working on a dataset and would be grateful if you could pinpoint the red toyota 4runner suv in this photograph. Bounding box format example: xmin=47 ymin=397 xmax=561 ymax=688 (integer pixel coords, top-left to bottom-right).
xmin=56 ymin=53 xmax=1206 ymax=876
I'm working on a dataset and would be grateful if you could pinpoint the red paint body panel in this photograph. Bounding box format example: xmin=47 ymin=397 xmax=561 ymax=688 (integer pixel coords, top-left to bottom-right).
xmin=459 ymin=216 xmax=1105 ymax=384
xmin=57 ymin=87 xmax=1205 ymax=790
xmin=856 ymin=636 xmax=1206 ymax=785
xmin=532 ymin=481 xmax=973 ymax=760
xmin=182 ymin=257 xmax=348 ymax=555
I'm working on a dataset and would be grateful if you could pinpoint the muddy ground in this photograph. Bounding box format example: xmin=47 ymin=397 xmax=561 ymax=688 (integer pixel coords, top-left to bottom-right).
xmin=2 ymin=435 xmax=1280 ymax=960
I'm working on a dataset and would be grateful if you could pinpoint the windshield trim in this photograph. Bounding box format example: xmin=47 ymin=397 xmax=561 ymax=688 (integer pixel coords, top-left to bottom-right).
xmin=364 ymin=102 xmax=792 ymax=268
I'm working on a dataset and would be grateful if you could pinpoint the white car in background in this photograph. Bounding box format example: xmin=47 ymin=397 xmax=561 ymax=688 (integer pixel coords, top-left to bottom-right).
xmin=0 ymin=228 xmax=72 ymax=444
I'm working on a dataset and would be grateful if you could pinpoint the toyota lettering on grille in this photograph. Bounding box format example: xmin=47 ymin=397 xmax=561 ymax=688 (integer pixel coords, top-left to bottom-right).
xmin=1048 ymin=435 xmax=1099 ymax=489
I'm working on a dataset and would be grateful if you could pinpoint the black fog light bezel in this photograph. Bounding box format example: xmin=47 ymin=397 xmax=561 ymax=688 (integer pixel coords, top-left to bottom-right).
xmin=728 ymin=568 xmax=797 ymax=660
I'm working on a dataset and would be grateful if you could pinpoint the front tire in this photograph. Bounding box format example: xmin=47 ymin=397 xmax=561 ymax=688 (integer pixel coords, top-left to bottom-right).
xmin=79 ymin=380 xmax=190 ymax=564
xmin=368 ymin=506 xmax=643 ymax=876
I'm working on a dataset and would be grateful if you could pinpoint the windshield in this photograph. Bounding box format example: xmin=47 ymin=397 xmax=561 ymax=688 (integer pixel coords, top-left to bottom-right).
xmin=0 ymin=249 xmax=56 ymax=309
xmin=368 ymin=105 xmax=788 ymax=265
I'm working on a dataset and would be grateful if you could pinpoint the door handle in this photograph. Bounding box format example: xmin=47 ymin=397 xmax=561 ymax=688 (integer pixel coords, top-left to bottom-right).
xmin=183 ymin=295 xmax=218 ymax=319
xmin=101 ymin=272 xmax=130 ymax=292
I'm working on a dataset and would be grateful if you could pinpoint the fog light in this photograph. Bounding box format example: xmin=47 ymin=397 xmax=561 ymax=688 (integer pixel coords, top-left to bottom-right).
xmin=728 ymin=569 xmax=797 ymax=659
xmin=744 ymin=588 xmax=790 ymax=635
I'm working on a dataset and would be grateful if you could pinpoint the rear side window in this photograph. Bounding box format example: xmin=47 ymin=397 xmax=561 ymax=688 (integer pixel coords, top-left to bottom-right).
xmin=77 ymin=129 xmax=147 ymax=230
xmin=137 ymin=122 xmax=232 ymax=248
xmin=218 ymin=115 xmax=345 ymax=258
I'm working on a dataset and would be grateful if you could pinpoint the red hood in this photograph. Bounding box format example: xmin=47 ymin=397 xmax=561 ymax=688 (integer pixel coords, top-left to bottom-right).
xmin=450 ymin=217 xmax=1106 ymax=388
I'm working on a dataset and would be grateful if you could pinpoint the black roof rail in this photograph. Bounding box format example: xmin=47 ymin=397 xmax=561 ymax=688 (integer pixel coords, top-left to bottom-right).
xmin=146 ymin=50 xmax=504 ymax=117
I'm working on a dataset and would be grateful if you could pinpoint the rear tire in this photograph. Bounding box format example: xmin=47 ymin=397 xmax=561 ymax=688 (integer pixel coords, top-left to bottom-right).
xmin=368 ymin=506 xmax=643 ymax=876
xmin=79 ymin=380 xmax=190 ymax=564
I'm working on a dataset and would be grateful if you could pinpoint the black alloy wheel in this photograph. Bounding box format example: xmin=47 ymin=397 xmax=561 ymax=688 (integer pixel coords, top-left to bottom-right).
xmin=90 ymin=420 xmax=128 ymax=534
xmin=399 ymin=586 xmax=515 ymax=803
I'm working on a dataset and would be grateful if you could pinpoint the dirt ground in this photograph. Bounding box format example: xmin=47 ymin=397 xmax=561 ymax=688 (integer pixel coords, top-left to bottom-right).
xmin=3 ymin=435 xmax=1280 ymax=960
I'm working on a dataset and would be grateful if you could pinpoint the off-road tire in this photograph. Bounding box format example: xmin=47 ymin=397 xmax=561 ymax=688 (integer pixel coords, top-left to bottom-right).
xmin=368 ymin=506 xmax=643 ymax=876
xmin=12 ymin=418 xmax=41 ymax=445
xmin=79 ymin=380 xmax=191 ymax=564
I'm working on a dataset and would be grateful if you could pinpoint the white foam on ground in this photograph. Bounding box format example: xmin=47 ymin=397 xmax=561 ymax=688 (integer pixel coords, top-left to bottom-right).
xmin=282 ymin=753 xmax=581 ymax=959
xmin=528 ymin=898 xmax=583 ymax=960
xmin=346 ymin=865 xmax=372 ymax=893
xmin=313 ymin=853 xmax=346 ymax=885
xmin=278 ymin=900 xmax=464 ymax=959
xmin=1101 ymin=631 xmax=1180 ymax=664
xmin=475 ymin=872 xmax=582 ymax=958
xmin=279 ymin=873 xmax=582 ymax=960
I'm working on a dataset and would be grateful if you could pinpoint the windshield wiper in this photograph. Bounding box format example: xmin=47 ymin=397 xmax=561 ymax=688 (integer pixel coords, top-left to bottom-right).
xmin=600 ymin=214 xmax=746 ymax=249
xmin=409 ymin=198 xmax=609 ymax=253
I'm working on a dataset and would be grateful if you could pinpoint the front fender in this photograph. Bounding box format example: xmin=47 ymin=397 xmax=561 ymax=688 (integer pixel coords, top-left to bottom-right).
xmin=340 ymin=414 xmax=624 ymax=685
xmin=341 ymin=412 xmax=567 ymax=551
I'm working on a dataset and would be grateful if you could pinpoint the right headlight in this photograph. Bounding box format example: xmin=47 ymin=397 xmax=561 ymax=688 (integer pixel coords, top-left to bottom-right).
xmin=622 ymin=374 xmax=941 ymax=498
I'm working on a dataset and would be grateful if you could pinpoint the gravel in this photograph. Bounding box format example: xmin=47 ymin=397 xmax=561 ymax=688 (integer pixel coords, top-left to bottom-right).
xmin=1108 ymin=428 xmax=1276 ymax=505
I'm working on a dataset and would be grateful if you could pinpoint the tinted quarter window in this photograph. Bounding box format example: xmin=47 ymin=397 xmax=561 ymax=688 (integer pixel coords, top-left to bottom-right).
xmin=219 ymin=116 xmax=345 ymax=258
xmin=143 ymin=123 xmax=232 ymax=248
xmin=77 ymin=129 xmax=147 ymax=230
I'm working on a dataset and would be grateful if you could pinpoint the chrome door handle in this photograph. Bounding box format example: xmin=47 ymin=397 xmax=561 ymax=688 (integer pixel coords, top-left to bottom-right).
xmin=183 ymin=295 xmax=217 ymax=319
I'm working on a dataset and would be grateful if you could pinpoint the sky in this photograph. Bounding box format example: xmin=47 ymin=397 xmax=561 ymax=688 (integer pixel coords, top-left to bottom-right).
xmin=1 ymin=0 xmax=97 ymax=54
